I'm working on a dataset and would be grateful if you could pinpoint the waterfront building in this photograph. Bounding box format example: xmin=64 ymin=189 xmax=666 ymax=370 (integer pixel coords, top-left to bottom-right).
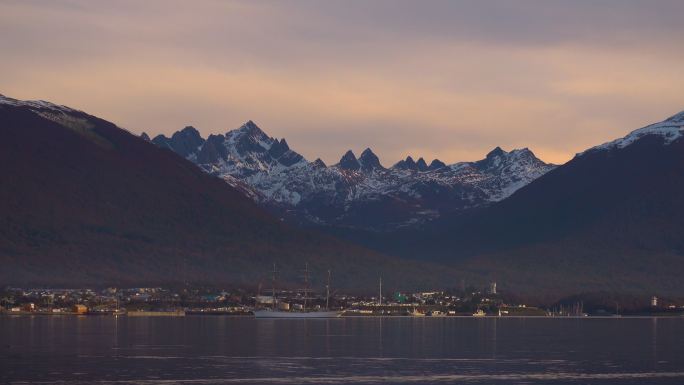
xmin=72 ymin=304 xmax=88 ymax=314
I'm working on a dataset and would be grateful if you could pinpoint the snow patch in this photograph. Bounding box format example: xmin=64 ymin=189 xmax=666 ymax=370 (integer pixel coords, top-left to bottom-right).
xmin=580 ymin=111 xmax=684 ymax=156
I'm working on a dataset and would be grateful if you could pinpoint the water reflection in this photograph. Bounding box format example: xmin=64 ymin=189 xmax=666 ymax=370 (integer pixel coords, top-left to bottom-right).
xmin=1 ymin=317 xmax=684 ymax=384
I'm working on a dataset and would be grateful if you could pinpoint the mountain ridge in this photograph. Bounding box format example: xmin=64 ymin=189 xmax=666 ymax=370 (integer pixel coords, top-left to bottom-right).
xmin=0 ymin=94 xmax=457 ymax=291
xmin=151 ymin=121 xmax=556 ymax=230
xmin=362 ymin=109 xmax=684 ymax=297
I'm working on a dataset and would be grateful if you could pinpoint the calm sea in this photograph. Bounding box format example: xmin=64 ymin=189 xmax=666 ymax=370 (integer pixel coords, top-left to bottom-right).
xmin=2 ymin=316 xmax=684 ymax=384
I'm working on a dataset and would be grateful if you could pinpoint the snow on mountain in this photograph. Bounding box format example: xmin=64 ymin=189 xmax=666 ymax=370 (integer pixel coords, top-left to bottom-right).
xmin=581 ymin=110 xmax=684 ymax=156
xmin=0 ymin=94 xmax=75 ymax=113
xmin=150 ymin=121 xmax=555 ymax=229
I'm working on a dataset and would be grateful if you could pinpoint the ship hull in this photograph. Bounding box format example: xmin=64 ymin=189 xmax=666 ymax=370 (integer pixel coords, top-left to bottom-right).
xmin=253 ymin=309 xmax=341 ymax=318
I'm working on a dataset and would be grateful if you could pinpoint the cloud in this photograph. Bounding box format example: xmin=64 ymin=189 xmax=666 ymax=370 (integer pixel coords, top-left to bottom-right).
xmin=1 ymin=0 xmax=683 ymax=165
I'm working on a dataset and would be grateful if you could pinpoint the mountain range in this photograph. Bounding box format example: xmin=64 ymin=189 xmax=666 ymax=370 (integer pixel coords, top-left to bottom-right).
xmin=370 ymin=109 xmax=684 ymax=297
xmin=2 ymin=92 xmax=684 ymax=298
xmin=149 ymin=122 xmax=555 ymax=230
xmin=149 ymin=107 xmax=684 ymax=297
xmin=0 ymin=94 xmax=454 ymax=290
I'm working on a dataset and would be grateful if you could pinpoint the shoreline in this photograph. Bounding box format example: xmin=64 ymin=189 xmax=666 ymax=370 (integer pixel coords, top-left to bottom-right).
xmin=2 ymin=312 xmax=683 ymax=319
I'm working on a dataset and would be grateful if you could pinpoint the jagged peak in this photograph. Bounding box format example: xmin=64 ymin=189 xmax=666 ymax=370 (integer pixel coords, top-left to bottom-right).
xmin=225 ymin=120 xmax=274 ymax=153
xmin=140 ymin=132 xmax=151 ymax=141
xmin=341 ymin=149 xmax=357 ymax=160
xmin=473 ymin=146 xmax=550 ymax=171
xmin=393 ymin=155 xmax=418 ymax=170
xmin=177 ymin=126 xmax=201 ymax=136
xmin=171 ymin=126 xmax=204 ymax=146
xmin=416 ymin=157 xmax=428 ymax=171
xmin=338 ymin=150 xmax=361 ymax=171
xmin=206 ymin=133 xmax=226 ymax=142
xmin=360 ymin=147 xmax=375 ymax=157
xmin=234 ymin=120 xmax=267 ymax=138
xmin=152 ymin=133 xmax=169 ymax=141
xmin=312 ymin=158 xmax=327 ymax=168
xmin=509 ymin=147 xmax=536 ymax=158
xmin=359 ymin=148 xmax=383 ymax=171
xmin=486 ymin=146 xmax=507 ymax=158
xmin=428 ymin=159 xmax=446 ymax=170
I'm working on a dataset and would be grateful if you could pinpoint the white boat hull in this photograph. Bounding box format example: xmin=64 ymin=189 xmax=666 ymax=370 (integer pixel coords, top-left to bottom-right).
xmin=253 ymin=309 xmax=341 ymax=318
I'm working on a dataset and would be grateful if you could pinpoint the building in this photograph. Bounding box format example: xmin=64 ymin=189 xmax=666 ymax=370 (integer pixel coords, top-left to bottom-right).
xmin=651 ymin=296 xmax=658 ymax=307
xmin=72 ymin=304 xmax=88 ymax=314
xmin=489 ymin=282 xmax=497 ymax=295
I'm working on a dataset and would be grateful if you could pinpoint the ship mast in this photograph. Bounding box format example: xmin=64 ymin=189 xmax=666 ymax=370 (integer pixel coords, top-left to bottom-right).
xmin=326 ymin=270 xmax=331 ymax=310
xmin=303 ymin=262 xmax=310 ymax=310
xmin=272 ymin=263 xmax=277 ymax=311
xmin=379 ymin=276 xmax=382 ymax=306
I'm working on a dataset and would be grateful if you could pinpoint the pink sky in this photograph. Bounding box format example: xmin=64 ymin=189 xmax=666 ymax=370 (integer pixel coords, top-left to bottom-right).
xmin=1 ymin=0 xmax=683 ymax=165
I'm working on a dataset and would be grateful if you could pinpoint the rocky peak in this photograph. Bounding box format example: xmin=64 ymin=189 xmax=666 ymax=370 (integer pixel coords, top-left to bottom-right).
xmin=268 ymin=138 xmax=290 ymax=159
xmin=197 ymin=134 xmax=227 ymax=164
xmin=140 ymin=132 xmax=151 ymax=141
xmin=338 ymin=150 xmax=361 ymax=171
xmin=428 ymin=159 xmax=446 ymax=170
xmin=312 ymin=158 xmax=327 ymax=168
xmin=474 ymin=146 xmax=550 ymax=173
xmin=416 ymin=157 xmax=428 ymax=171
xmin=228 ymin=121 xmax=273 ymax=155
xmin=394 ymin=156 xmax=418 ymax=170
xmin=237 ymin=120 xmax=264 ymax=135
xmin=151 ymin=134 xmax=172 ymax=149
xmin=359 ymin=148 xmax=383 ymax=171
xmin=275 ymin=145 xmax=304 ymax=167
xmin=180 ymin=125 xmax=199 ymax=135
xmin=509 ymin=148 xmax=536 ymax=160
xmin=474 ymin=146 xmax=508 ymax=170
xmin=486 ymin=146 xmax=506 ymax=159
xmin=173 ymin=126 xmax=203 ymax=143
xmin=168 ymin=126 xmax=205 ymax=157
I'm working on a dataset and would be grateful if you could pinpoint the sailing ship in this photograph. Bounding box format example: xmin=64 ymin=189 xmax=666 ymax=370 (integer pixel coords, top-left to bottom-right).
xmin=253 ymin=263 xmax=341 ymax=318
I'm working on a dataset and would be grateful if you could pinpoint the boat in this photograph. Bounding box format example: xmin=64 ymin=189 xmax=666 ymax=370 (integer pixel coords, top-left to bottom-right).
xmin=253 ymin=264 xmax=342 ymax=319
xmin=472 ymin=309 xmax=486 ymax=317
xmin=426 ymin=310 xmax=446 ymax=317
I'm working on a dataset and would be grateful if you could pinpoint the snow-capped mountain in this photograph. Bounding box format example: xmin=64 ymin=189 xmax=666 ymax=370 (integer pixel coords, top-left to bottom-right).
xmin=149 ymin=121 xmax=555 ymax=230
xmin=581 ymin=110 xmax=684 ymax=156
xmin=0 ymin=94 xmax=82 ymax=127
xmin=388 ymin=108 xmax=684 ymax=296
xmin=3 ymin=93 xmax=439 ymax=289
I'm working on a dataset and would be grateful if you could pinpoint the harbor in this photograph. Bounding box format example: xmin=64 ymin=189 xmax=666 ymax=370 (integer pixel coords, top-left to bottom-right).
xmin=3 ymin=283 xmax=682 ymax=318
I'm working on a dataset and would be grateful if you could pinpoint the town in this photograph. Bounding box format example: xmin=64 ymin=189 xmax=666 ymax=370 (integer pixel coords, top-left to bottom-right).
xmin=1 ymin=284 xmax=682 ymax=318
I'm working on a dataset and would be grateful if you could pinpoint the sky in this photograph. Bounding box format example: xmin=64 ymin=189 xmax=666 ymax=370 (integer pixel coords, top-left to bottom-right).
xmin=1 ymin=0 xmax=683 ymax=165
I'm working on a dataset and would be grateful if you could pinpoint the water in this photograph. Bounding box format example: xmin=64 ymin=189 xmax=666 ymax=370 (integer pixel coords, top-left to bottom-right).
xmin=2 ymin=316 xmax=684 ymax=384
